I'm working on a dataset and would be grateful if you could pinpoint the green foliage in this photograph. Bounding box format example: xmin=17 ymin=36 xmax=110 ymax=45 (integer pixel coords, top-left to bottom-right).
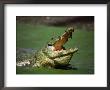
xmin=16 ymin=23 xmax=94 ymax=74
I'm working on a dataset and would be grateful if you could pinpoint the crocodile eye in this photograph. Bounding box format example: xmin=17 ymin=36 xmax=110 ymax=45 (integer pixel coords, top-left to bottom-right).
xmin=51 ymin=37 xmax=54 ymax=40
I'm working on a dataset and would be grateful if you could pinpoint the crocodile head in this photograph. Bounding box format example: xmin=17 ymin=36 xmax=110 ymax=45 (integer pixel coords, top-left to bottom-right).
xmin=43 ymin=27 xmax=78 ymax=67
xmin=47 ymin=27 xmax=78 ymax=52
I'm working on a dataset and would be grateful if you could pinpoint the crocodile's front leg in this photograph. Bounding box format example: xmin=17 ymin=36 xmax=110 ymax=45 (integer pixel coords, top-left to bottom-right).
xmin=52 ymin=48 xmax=78 ymax=66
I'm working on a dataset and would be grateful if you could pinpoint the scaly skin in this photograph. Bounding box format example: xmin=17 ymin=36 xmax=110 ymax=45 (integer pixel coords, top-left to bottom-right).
xmin=33 ymin=47 xmax=78 ymax=68
xmin=16 ymin=47 xmax=78 ymax=68
xmin=16 ymin=27 xmax=78 ymax=68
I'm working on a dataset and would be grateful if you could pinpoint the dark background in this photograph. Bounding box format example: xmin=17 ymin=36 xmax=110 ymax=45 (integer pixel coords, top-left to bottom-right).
xmin=16 ymin=16 xmax=94 ymax=26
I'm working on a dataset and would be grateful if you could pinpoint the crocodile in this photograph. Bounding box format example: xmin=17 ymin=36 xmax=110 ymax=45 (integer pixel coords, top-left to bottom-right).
xmin=16 ymin=27 xmax=78 ymax=69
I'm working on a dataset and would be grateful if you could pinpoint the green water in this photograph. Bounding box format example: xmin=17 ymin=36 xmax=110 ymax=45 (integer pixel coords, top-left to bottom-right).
xmin=16 ymin=23 xmax=94 ymax=74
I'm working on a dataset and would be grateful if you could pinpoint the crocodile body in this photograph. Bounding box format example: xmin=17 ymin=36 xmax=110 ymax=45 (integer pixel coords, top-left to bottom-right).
xmin=16 ymin=27 xmax=78 ymax=68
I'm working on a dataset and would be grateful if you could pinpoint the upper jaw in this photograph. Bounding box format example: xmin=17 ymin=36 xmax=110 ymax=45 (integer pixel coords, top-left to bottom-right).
xmin=52 ymin=27 xmax=74 ymax=51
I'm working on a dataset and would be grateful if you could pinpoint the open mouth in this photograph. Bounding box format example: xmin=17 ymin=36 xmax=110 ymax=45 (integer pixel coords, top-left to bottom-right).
xmin=53 ymin=27 xmax=74 ymax=51
xmin=47 ymin=27 xmax=77 ymax=59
